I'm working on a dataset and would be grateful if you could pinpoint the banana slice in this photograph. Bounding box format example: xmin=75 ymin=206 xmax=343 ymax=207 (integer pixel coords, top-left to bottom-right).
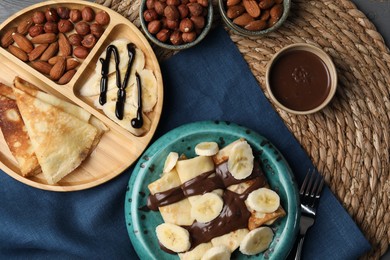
xmin=191 ymin=192 xmax=224 ymax=223
xmin=227 ymin=141 xmax=254 ymax=180
xmin=239 ymin=226 xmax=274 ymax=255
xmin=195 ymin=142 xmax=219 ymax=156
xmin=163 ymin=152 xmax=179 ymax=173
xmin=201 ymin=245 xmax=231 ymax=260
xmin=130 ymin=69 xmax=158 ymax=112
xmin=156 ymin=223 xmax=191 ymax=253
xmin=246 ymin=188 xmax=280 ymax=213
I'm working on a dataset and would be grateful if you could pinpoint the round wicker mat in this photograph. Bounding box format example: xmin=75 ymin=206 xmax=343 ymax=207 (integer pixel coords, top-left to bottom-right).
xmin=95 ymin=0 xmax=390 ymax=258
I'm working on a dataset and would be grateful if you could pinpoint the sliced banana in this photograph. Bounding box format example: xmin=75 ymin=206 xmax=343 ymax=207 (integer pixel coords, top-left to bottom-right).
xmin=163 ymin=152 xmax=179 ymax=173
xmin=191 ymin=192 xmax=224 ymax=223
xmin=239 ymin=226 xmax=274 ymax=255
xmin=246 ymin=188 xmax=280 ymax=213
xmin=201 ymin=245 xmax=231 ymax=260
xmin=227 ymin=141 xmax=254 ymax=180
xmin=195 ymin=142 xmax=219 ymax=156
xmin=131 ymin=69 xmax=158 ymax=113
xmin=156 ymin=223 xmax=191 ymax=253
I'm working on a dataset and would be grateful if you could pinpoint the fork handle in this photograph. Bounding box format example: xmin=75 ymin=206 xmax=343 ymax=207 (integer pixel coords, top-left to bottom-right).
xmin=294 ymin=234 xmax=305 ymax=260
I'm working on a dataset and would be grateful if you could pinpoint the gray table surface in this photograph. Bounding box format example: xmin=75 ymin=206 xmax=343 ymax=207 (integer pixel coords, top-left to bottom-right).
xmin=0 ymin=0 xmax=389 ymax=259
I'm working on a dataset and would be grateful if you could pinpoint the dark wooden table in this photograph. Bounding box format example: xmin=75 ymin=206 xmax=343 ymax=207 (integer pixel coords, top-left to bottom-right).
xmin=1 ymin=0 xmax=389 ymax=259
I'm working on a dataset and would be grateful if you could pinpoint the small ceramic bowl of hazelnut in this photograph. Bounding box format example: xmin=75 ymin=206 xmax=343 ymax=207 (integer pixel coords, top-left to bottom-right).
xmin=218 ymin=0 xmax=290 ymax=37
xmin=139 ymin=0 xmax=213 ymax=50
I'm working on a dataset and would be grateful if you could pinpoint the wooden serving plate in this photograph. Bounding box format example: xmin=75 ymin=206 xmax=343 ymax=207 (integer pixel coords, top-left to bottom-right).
xmin=0 ymin=0 xmax=163 ymax=191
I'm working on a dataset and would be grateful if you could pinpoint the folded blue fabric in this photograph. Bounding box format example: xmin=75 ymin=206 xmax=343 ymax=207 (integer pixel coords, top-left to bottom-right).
xmin=0 ymin=26 xmax=370 ymax=259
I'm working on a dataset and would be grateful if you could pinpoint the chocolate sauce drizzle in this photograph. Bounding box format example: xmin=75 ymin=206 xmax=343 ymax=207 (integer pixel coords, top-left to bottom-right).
xmin=99 ymin=45 xmax=120 ymax=106
xmin=147 ymin=160 xmax=267 ymax=252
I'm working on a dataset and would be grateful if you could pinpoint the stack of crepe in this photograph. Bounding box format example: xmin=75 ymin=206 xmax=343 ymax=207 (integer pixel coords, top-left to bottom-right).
xmin=0 ymin=77 xmax=106 ymax=184
xmin=147 ymin=139 xmax=286 ymax=259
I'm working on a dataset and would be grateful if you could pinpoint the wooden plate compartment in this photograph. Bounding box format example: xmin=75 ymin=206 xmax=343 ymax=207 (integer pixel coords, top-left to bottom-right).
xmin=0 ymin=0 xmax=163 ymax=191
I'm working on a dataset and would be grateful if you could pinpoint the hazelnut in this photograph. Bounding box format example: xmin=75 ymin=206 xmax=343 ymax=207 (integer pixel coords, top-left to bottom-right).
xmin=143 ymin=9 xmax=159 ymax=22
xmin=44 ymin=21 xmax=59 ymax=34
xmin=197 ymin=0 xmax=208 ymax=7
xmin=190 ymin=16 xmax=205 ymax=29
xmin=73 ymin=46 xmax=89 ymax=59
xmin=181 ymin=0 xmax=189 ymax=4
xmin=70 ymin=9 xmax=82 ymax=23
xmin=182 ymin=31 xmax=196 ymax=42
xmin=167 ymin=0 xmax=181 ymax=5
xmin=95 ymin=11 xmax=110 ymax=25
xmin=58 ymin=19 xmax=74 ymax=33
xmin=177 ymin=4 xmax=189 ymax=19
xmin=147 ymin=20 xmax=162 ymax=34
xmin=28 ymin=25 xmax=44 ymax=38
xmin=75 ymin=21 xmax=91 ymax=36
xmin=57 ymin=7 xmax=70 ymax=19
xmin=81 ymin=7 xmax=95 ymax=22
xmin=164 ymin=5 xmax=180 ymax=20
xmin=170 ymin=30 xmax=183 ymax=45
xmin=45 ymin=8 xmax=59 ymax=22
xmin=68 ymin=33 xmax=83 ymax=46
xmin=187 ymin=3 xmax=203 ymax=16
xmin=90 ymin=23 xmax=105 ymax=38
xmin=81 ymin=34 xmax=97 ymax=49
xmin=166 ymin=19 xmax=179 ymax=30
xmin=179 ymin=18 xmax=193 ymax=33
xmin=146 ymin=0 xmax=155 ymax=10
xmin=32 ymin=11 xmax=46 ymax=24
xmin=154 ymin=1 xmax=167 ymax=15
xmin=156 ymin=29 xmax=170 ymax=42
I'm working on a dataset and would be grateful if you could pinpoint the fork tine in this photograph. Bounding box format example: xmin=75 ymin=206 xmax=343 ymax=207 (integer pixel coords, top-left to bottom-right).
xmin=305 ymin=169 xmax=316 ymax=196
xmin=310 ymin=173 xmax=324 ymax=207
xmin=299 ymin=170 xmax=310 ymax=195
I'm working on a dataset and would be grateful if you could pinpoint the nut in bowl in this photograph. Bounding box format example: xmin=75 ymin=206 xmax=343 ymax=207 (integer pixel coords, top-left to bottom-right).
xmin=219 ymin=0 xmax=290 ymax=36
xmin=265 ymin=43 xmax=338 ymax=115
xmin=140 ymin=0 xmax=213 ymax=50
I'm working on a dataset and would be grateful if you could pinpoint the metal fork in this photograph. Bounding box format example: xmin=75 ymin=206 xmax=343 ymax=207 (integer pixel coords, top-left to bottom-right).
xmin=294 ymin=169 xmax=325 ymax=260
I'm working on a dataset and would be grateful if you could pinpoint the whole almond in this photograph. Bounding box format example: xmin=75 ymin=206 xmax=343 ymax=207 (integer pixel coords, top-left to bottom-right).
xmin=243 ymin=0 xmax=261 ymax=18
xmin=17 ymin=18 xmax=33 ymax=35
xmin=1 ymin=27 xmax=17 ymax=48
xmin=58 ymin=33 xmax=72 ymax=56
xmin=227 ymin=0 xmax=241 ymax=7
xmin=58 ymin=69 xmax=76 ymax=85
xmin=226 ymin=5 xmax=246 ymax=19
xmin=270 ymin=4 xmax=283 ymax=19
xmin=12 ymin=32 xmax=34 ymax=53
xmin=66 ymin=58 xmax=80 ymax=70
xmin=244 ymin=20 xmax=267 ymax=30
xmin=73 ymin=46 xmax=89 ymax=59
xmin=8 ymin=45 xmax=28 ymax=61
xmin=31 ymin=60 xmax=53 ymax=75
xmin=233 ymin=13 xmax=254 ymax=26
xmin=28 ymin=44 xmax=49 ymax=61
xmin=50 ymin=57 xmax=66 ymax=81
xmin=259 ymin=0 xmax=275 ymax=9
xmin=48 ymin=56 xmax=67 ymax=65
xmin=31 ymin=33 xmax=57 ymax=44
xmin=40 ymin=41 xmax=59 ymax=61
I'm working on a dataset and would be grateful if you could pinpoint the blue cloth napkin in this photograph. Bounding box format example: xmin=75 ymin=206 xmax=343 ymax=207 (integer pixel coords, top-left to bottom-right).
xmin=0 ymin=26 xmax=370 ymax=259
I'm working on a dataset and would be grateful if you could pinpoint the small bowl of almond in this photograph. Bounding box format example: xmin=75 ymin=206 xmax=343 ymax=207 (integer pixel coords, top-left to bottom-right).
xmin=139 ymin=0 xmax=213 ymax=50
xmin=218 ymin=0 xmax=290 ymax=36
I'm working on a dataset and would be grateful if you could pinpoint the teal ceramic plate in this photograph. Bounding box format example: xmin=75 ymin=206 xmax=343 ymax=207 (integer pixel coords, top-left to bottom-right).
xmin=125 ymin=121 xmax=299 ymax=259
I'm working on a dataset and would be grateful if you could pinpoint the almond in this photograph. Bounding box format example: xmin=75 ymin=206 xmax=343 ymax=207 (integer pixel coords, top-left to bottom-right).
xmin=259 ymin=0 xmax=275 ymax=9
xmin=1 ymin=27 xmax=17 ymax=48
xmin=17 ymin=17 xmax=33 ymax=35
xmin=8 ymin=45 xmax=28 ymax=61
xmin=50 ymin=57 xmax=66 ymax=81
xmin=12 ymin=32 xmax=34 ymax=53
xmin=227 ymin=0 xmax=241 ymax=7
xmin=66 ymin=58 xmax=80 ymax=70
xmin=243 ymin=0 xmax=261 ymax=18
xmin=233 ymin=13 xmax=254 ymax=26
xmin=28 ymin=44 xmax=49 ymax=61
xmin=244 ymin=20 xmax=267 ymax=30
xmin=226 ymin=5 xmax=246 ymax=19
xmin=40 ymin=41 xmax=59 ymax=61
xmin=31 ymin=60 xmax=53 ymax=75
xmin=58 ymin=33 xmax=72 ymax=56
xmin=31 ymin=33 xmax=57 ymax=44
xmin=58 ymin=69 xmax=76 ymax=85
xmin=270 ymin=4 xmax=283 ymax=19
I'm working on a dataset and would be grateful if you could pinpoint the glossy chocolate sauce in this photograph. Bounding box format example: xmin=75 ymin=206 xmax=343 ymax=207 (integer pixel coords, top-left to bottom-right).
xmin=269 ymin=49 xmax=331 ymax=111
xmin=147 ymin=159 xmax=267 ymax=253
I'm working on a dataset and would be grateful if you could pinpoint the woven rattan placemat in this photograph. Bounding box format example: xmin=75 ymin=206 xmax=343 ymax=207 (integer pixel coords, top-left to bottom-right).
xmin=95 ymin=0 xmax=390 ymax=258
